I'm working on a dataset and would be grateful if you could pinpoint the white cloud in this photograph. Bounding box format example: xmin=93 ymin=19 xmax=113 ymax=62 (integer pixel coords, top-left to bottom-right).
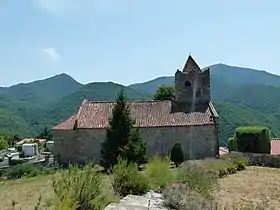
xmin=33 ymin=0 xmax=72 ymax=14
xmin=42 ymin=48 xmax=61 ymax=61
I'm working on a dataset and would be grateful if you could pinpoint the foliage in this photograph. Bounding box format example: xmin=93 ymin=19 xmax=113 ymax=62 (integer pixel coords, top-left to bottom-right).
xmin=152 ymin=85 xmax=174 ymax=100
xmin=3 ymin=164 xmax=61 ymax=179
xmin=228 ymin=137 xmax=237 ymax=152
xmin=170 ymin=143 xmax=184 ymax=167
xmin=100 ymin=89 xmax=146 ymax=171
xmin=0 ymin=138 xmax=9 ymax=151
xmin=145 ymin=155 xmax=173 ymax=190
xmin=111 ymin=159 xmax=149 ymax=197
xmin=52 ymin=164 xmax=106 ymax=210
xmin=175 ymin=161 xmax=218 ymax=199
xmin=162 ymin=183 xmax=217 ymax=210
xmin=163 ymin=157 xmax=249 ymax=210
xmin=5 ymin=164 xmax=41 ymax=179
xmin=100 ymin=89 xmax=134 ymax=170
xmin=220 ymin=153 xmax=248 ymax=171
xmin=36 ymin=127 xmax=53 ymax=141
xmin=235 ymin=126 xmax=271 ymax=154
xmin=0 ymin=133 xmax=18 ymax=150
xmin=124 ymin=127 xmax=147 ymax=166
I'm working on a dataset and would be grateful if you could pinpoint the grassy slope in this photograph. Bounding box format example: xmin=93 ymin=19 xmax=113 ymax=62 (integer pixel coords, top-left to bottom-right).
xmin=215 ymin=167 xmax=280 ymax=209
xmin=1 ymin=166 xmax=280 ymax=209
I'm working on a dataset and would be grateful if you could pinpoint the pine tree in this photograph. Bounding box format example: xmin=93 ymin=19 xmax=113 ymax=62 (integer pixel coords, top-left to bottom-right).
xmin=100 ymin=88 xmax=134 ymax=170
xmin=124 ymin=127 xmax=147 ymax=166
xmin=170 ymin=143 xmax=184 ymax=167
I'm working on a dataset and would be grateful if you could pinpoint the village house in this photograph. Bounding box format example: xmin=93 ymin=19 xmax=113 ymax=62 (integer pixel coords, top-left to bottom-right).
xmin=52 ymin=55 xmax=219 ymax=165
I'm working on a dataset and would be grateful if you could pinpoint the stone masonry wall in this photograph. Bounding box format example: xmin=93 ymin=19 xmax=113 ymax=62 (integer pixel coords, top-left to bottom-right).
xmin=53 ymin=125 xmax=218 ymax=165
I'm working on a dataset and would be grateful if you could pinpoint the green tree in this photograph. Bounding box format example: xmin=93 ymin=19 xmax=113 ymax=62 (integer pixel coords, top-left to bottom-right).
xmin=36 ymin=127 xmax=53 ymax=141
xmin=170 ymin=143 xmax=184 ymax=167
xmin=0 ymin=138 xmax=9 ymax=150
xmin=100 ymin=89 xmax=135 ymax=170
xmin=124 ymin=128 xmax=147 ymax=166
xmin=153 ymin=85 xmax=174 ymax=100
xmin=0 ymin=133 xmax=17 ymax=150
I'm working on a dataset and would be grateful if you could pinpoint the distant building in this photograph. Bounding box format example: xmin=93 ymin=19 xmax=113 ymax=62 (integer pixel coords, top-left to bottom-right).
xmin=16 ymin=138 xmax=46 ymax=146
xmin=269 ymin=138 xmax=280 ymax=155
xmin=52 ymin=55 xmax=219 ymax=165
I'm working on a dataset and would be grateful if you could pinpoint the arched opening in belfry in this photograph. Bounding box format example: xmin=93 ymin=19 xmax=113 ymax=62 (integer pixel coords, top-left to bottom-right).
xmin=184 ymin=80 xmax=191 ymax=87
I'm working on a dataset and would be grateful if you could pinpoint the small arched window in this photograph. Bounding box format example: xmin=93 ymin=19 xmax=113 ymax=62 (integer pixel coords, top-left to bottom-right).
xmin=184 ymin=80 xmax=191 ymax=87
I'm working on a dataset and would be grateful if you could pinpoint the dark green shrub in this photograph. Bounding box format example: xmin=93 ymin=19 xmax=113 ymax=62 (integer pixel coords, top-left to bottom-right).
xmin=101 ymin=89 xmax=146 ymax=171
xmin=228 ymin=137 xmax=237 ymax=152
xmin=170 ymin=143 xmax=184 ymax=167
xmin=235 ymin=126 xmax=270 ymax=154
xmin=111 ymin=159 xmax=149 ymax=197
xmin=9 ymin=159 xmax=27 ymax=166
xmin=6 ymin=164 xmax=40 ymax=179
xmin=124 ymin=127 xmax=147 ymax=166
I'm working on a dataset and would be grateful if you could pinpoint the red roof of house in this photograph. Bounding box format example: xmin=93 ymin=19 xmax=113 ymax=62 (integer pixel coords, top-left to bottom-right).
xmin=53 ymin=100 xmax=218 ymax=130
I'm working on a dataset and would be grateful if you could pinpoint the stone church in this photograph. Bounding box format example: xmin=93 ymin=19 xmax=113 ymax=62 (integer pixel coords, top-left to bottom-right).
xmin=52 ymin=55 xmax=219 ymax=165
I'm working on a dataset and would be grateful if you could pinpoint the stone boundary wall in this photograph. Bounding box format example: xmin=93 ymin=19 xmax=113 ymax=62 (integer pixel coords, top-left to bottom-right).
xmin=227 ymin=152 xmax=280 ymax=168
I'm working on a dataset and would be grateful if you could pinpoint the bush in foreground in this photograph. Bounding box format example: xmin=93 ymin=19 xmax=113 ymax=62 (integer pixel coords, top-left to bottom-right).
xmin=52 ymin=164 xmax=106 ymax=210
xmin=170 ymin=143 xmax=184 ymax=167
xmin=163 ymin=157 xmax=249 ymax=210
xmin=162 ymin=183 xmax=218 ymax=210
xmin=111 ymin=159 xmax=149 ymax=197
xmin=175 ymin=161 xmax=218 ymax=199
xmin=145 ymin=155 xmax=174 ymax=191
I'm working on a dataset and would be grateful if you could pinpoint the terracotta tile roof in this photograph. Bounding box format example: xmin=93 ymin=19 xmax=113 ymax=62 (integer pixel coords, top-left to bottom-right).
xmin=271 ymin=138 xmax=280 ymax=155
xmin=52 ymin=114 xmax=77 ymax=130
xmin=53 ymin=100 xmax=218 ymax=130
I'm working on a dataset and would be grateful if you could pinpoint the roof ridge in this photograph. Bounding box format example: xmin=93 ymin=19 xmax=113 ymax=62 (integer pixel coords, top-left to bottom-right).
xmin=182 ymin=55 xmax=202 ymax=73
xmin=85 ymin=99 xmax=172 ymax=103
xmin=75 ymin=99 xmax=88 ymax=126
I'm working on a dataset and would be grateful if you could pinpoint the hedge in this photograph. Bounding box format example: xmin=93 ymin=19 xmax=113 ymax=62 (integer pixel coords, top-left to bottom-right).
xmin=235 ymin=126 xmax=270 ymax=154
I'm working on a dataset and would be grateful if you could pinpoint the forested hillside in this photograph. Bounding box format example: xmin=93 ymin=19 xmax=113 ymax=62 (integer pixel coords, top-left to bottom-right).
xmin=1 ymin=63 xmax=280 ymax=146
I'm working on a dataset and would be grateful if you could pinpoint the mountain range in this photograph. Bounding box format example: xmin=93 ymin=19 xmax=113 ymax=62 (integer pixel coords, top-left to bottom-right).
xmin=1 ymin=63 xmax=280 ymax=146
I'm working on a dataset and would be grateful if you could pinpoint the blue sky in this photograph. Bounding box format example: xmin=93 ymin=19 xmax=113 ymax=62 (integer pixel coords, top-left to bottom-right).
xmin=0 ymin=0 xmax=279 ymax=86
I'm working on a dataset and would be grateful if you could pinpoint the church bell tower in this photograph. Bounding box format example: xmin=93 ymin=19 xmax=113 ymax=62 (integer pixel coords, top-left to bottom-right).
xmin=174 ymin=55 xmax=210 ymax=111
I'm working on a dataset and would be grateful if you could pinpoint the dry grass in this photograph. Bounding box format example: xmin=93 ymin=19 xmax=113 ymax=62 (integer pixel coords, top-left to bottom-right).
xmin=0 ymin=174 xmax=56 ymax=210
xmin=2 ymin=166 xmax=280 ymax=209
xmin=215 ymin=166 xmax=280 ymax=209
xmin=0 ymin=173 xmax=115 ymax=210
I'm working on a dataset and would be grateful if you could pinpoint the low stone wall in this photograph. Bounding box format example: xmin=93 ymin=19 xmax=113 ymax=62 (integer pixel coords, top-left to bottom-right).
xmin=227 ymin=152 xmax=280 ymax=168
